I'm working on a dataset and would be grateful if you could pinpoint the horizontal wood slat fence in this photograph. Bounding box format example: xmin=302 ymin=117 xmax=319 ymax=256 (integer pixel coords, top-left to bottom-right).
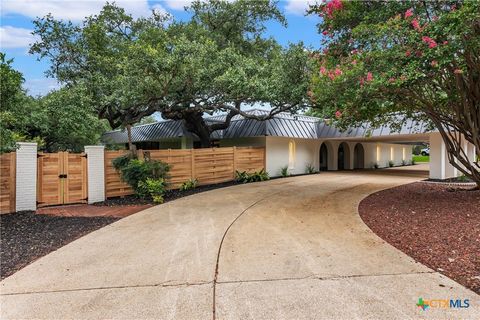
xmin=0 ymin=152 xmax=16 ymax=214
xmin=105 ymin=147 xmax=265 ymax=198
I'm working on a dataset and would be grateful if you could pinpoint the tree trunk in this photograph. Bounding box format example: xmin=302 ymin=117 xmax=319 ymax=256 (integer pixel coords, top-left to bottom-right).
xmin=126 ymin=124 xmax=136 ymax=153
xmin=182 ymin=111 xmax=213 ymax=148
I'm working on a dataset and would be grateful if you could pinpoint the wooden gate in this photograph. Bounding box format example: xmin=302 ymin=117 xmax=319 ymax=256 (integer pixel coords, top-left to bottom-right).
xmin=37 ymin=152 xmax=87 ymax=207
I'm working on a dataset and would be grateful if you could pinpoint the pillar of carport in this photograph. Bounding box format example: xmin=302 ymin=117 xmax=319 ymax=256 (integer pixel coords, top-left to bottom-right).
xmin=429 ymin=132 xmax=476 ymax=179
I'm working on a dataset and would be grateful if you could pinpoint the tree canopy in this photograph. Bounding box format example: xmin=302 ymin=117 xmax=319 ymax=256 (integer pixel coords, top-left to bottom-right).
xmin=30 ymin=1 xmax=311 ymax=148
xmin=308 ymin=0 xmax=480 ymax=186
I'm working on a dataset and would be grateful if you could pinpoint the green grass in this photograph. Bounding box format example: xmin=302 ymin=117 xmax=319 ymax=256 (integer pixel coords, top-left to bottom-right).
xmin=413 ymin=155 xmax=430 ymax=163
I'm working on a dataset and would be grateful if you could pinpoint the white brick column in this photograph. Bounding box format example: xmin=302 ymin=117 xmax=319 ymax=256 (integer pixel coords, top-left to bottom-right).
xmin=16 ymin=142 xmax=37 ymax=211
xmin=85 ymin=146 xmax=105 ymax=204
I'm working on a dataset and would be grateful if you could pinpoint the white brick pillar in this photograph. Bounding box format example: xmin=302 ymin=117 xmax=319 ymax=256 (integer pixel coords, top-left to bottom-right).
xmin=16 ymin=142 xmax=37 ymax=211
xmin=85 ymin=146 xmax=105 ymax=204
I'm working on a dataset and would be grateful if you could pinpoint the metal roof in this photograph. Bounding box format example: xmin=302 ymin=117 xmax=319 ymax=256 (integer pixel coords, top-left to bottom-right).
xmin=101 ymin=109 xmax=429 ymax=144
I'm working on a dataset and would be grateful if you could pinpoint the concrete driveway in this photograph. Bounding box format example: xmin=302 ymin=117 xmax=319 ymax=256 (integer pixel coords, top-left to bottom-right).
xmin=1 ymin=165 xmax=479 ymax=319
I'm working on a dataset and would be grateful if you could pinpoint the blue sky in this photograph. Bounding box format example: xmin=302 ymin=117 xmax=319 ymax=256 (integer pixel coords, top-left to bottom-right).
xmin=1 ymin=0 xmax=323 ymax=96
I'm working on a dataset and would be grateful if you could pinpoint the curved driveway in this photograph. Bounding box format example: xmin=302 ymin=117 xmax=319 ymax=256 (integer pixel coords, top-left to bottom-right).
xmin=1 ymin=166 xmax=479 ymax=319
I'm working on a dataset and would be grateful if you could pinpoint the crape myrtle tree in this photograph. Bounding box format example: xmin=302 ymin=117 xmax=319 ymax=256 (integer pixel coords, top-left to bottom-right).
xmin=31 ymin=1 xmax=311 ymax=149
xmin=308 ymin=0 xmax=480 ymax=187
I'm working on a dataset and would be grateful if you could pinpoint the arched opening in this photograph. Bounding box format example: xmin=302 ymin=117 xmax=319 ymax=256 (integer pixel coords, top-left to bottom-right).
xmin=319 ymin=143 xmax=329 ymax=171
xmin=354 ymin=143 xmax=365 ymax=169
xmin=337 ymin=142 xmax=351 ymax=170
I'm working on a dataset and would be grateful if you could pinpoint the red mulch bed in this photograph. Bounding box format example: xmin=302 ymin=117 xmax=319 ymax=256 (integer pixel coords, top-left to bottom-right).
xmin=359 ymin=182 xmax=480 ymax=294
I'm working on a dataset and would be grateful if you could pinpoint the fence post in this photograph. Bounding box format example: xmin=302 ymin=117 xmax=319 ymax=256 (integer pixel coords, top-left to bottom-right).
xmin=15 ymin=142 xmax=37 ymax=212
xmin=85 ymin=146 xmax=105 ymax=204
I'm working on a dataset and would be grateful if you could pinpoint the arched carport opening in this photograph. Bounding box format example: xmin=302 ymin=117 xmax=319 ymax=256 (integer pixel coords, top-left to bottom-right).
xmin=319 ymin=143 xmax=329 ymax=171
xmin=353 ymin=143 xmax=365 ymax=169
xmin=337 ymin=142 xmax=351 ymax=170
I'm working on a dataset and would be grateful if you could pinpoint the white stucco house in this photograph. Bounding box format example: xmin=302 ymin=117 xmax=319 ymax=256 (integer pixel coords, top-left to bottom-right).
xmin=102 ymin=109 xmax=476 ymax=179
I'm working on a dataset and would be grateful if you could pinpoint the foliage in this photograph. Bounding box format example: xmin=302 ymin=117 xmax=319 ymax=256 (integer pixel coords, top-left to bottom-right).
xmin=388 ymin=160 xmax=395 ymax=168
xmin=113 ymin=156 xmax=170 ymax=194
xmin=308 ymin=0 xmax=480 ymax=186
xmin=137 ymin=178 xmax=166 ymax=203
xmin=0 ymin=53 xmax=26 ymax=153
xmin=280 ymin=166 xmax=289 ymax=177
xmin=0 ymin=54 xmax=107 ymax=153
xmin=179 ymin=178 xmax=198 ymax=191
xmin=235 ymin=169 xmax=269 ymax=183
xmin=30 ymin=1 xmax=311 ymax=148
xmin=305 ymin=163 xmax=316 ymax=174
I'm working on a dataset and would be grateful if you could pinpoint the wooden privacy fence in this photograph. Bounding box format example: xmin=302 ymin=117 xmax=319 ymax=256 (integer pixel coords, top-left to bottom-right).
xmin=105 ymin=146 xmax=266 ymax=198
xmin=0 ymin=152 xmax=16 ymax=214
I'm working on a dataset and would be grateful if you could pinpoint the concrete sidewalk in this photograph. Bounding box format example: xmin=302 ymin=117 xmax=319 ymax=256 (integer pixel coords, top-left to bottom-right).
xmin=1 ymin=166 xmax=478 ymax=319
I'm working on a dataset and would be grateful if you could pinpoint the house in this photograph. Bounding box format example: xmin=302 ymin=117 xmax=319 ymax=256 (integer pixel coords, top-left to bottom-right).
xmin=102 ymin=109 xmax=476 ymax=179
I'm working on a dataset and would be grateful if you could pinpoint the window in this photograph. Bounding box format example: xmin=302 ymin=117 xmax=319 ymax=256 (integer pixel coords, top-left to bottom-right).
xmin=288 ymin=140 xmax=296 ymax=169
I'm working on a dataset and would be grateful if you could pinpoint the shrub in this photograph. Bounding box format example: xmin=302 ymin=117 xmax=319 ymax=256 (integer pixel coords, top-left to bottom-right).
xmin=180 ymin=178 xmax=198 ymax=191
xmin=412 ymin=159 xmax=416 ymax=165
xmin=112 ymin=155 xmax=170 ymax=196
xmin=280 ymin=166 xmax=289 ymax=177
xmin=388 ymin=160 xmax=394 ymax=167
xmin=305 ymin=163 xmax=316 ymax=174
xmin=137 ymin=178 xmax=166 ymax=203
xmin=235 ymin=169 xmax=269 ymax=183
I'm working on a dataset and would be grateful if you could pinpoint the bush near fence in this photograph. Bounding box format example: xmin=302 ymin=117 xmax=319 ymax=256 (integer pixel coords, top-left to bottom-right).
xmin=105 ymin=146 xmax=265 ymax=198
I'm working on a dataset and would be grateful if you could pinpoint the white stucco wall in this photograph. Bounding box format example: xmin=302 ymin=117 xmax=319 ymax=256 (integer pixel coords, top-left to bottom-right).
xmin=265 ymin=137 xmax=319 ymax=176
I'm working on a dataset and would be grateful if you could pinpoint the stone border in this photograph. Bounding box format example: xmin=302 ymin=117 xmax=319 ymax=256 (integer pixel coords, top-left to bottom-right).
xmin=421 ymin=179 xmax=476 ymax=187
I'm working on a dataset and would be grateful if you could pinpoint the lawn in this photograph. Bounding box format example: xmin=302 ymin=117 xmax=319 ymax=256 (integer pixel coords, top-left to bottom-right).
xmin=413 ymin=155 xmax=429 ymax=162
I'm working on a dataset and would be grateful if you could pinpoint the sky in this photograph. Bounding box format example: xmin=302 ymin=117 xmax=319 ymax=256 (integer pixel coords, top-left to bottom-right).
xmin=0 ymin=0 xmax=323 ymax=96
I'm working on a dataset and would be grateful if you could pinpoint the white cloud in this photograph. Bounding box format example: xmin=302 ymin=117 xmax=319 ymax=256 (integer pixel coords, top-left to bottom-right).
xmin=1 ymin=0 xmax=166 ymax=21
xmin=23 ymin=77 xmax=62 ymax=96
xmin=284 ymin=0 xmax=316 ymax=16
xmin=163 ymin=0 xmax=193 ymax=11
xmin=0 ymin=26 xmax=36 ymax=48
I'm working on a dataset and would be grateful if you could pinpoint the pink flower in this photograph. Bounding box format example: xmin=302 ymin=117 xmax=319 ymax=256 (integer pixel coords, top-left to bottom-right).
xmin=359 ymin=77 xmax=365 ymax=87
xmin=366 ymin=72 xmax=373 ymax=82
xmin=322 ymin=30 xmax=329 ymax=36
xmin=351 ymin=59 xmax=357 ymax=65
xmin=422 ymin=36 xmax=437 ymax=48
xmin=335 ymin=110 xmax=342 ymax=119
xmin=411 ymin=19 xmax=421 ymax=31
xmin=328 ymin=72 xmax=336 ymax=80
xmin=320 ymin=66 xmax=327 ymax=75
xmin=334 ymin=67 xmax=342 ymax=76
xmin=405 ymin=50 xmax=411 ymax=57
xmin=351 ymin=49 xmax=358 ymax=54
xmin=443 ymin=40 xmax=449 ymax=45
xmin=430 ymin=60 xmax=438 ymax=67
xmin=324 ymin=0 xmax=343 ymax=18
xmin=388 ymin=77 xmax=396 ymax=83
xmin=454 ymin=69 xmax=463 ymax=74
xmin=404 ymin=8 xmax=413 ymax=19
xmin=415 ymin=50 xmax=423 ymax=57
xmin=451 ymin=4 xmax=456 ymax=11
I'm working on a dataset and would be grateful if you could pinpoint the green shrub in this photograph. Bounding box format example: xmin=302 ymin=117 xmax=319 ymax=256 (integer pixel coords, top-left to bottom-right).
xmin=137 ymin=178 xmax=166 ymax=203
xmin=388 ymin=160 xmax=394 ymax=167
xmin=235 ymin=169 xmax=269 ymax=183
xmin=412 ymin=159 xmax=416 ymax=165
xmin=180 ymin=178 xmax=198 ymax=191
xmin=112 ymin=155 xmax=170 ymax=196
xmin=280 ymin=166 xmax=289 ymax=177
xmin=305 ymin=163 xmax=316 ymax=174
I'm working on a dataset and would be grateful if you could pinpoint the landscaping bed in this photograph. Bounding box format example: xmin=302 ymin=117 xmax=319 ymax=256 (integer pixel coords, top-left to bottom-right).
xmin=94 ymin=180 xmax=238 ymax=206
xmin=0 ymin=211 xmax=118 ymax=280
xmin=359 ymin=182 xmax=480 ymax=294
